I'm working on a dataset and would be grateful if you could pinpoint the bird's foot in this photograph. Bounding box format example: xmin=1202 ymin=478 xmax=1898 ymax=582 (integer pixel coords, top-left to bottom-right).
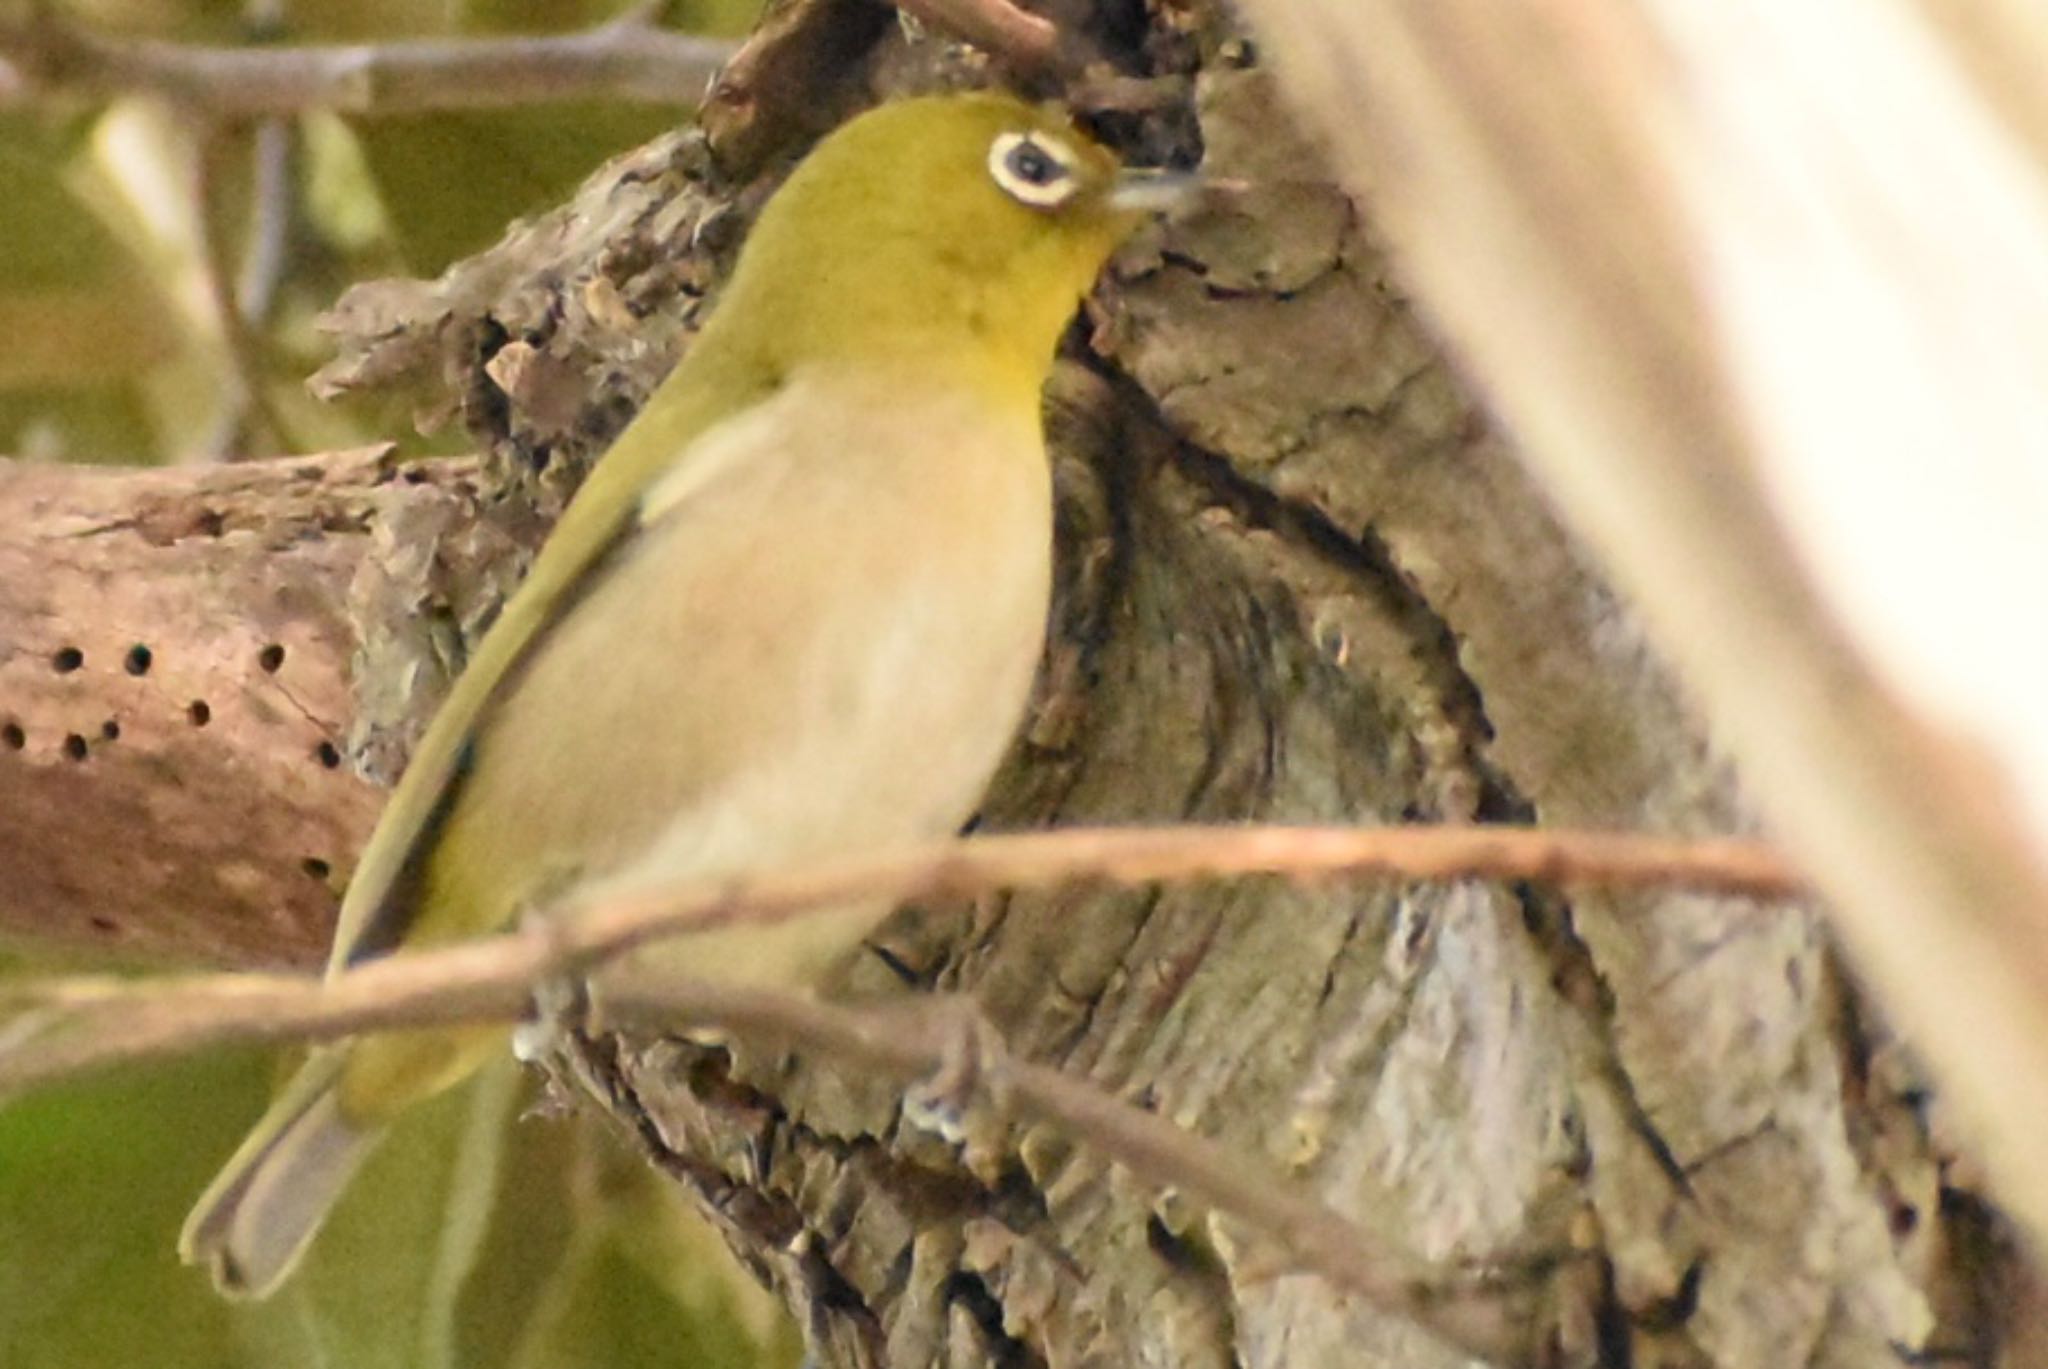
xmin=900 ymin=994 xmax=1016 ymax=1180
xmin=511 ymin=904 xmax=591 ymax=1065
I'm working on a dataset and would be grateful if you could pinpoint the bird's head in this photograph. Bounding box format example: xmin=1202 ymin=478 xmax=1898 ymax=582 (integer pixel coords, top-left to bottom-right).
xmin=711 ymin=92 xmax=1188 ymax=389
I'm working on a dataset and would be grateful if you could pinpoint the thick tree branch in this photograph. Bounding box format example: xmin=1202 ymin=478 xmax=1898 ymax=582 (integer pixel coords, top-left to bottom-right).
xmin=0 ymin=10 xmax=735 ymax=116
xmin=0 ymin=449 xmax=420 ymax=967
xmin=1234 ymin=0 xmax=2048 ymax=1254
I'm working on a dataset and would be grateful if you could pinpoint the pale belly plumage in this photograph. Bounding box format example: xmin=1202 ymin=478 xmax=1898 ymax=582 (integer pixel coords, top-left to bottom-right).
xmin=419 ymin=368 xmax=1053 ymax=987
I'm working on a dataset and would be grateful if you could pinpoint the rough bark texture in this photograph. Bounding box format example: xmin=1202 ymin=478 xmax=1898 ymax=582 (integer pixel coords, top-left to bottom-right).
xmin=0 ymin=450 xmax=386 ymax=967
xmin=1 ymin=0 xmax=2037 ymax=1364
xmin=0 ymin=446 xmax=537 ymax=968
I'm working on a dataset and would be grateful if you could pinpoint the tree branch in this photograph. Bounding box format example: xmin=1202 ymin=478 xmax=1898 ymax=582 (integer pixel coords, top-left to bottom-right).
xmin=1 ymin=820 xmax=1778 ymax=1362
xmin=1232 ymin=0 xmax=2048 ymax=1255
xmin=0 ymin=822 xmax=1800 ymax=1094
xmin=0 ymin=448 xmax=430 ymax=968
xmin=0 ymin=10 xmax=736 ymax=116
xmin=590 ymin=975 xmax=1545 ymax=1364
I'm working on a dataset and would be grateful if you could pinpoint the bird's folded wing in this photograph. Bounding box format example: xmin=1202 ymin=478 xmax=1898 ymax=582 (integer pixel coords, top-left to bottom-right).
xmin=325 ymin=361 xmax=775 ymax=973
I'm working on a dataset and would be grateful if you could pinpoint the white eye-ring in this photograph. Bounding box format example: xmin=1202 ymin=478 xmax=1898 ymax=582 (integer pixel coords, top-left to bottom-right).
xmin=988 ymin=131 xmax=1081 ymax=209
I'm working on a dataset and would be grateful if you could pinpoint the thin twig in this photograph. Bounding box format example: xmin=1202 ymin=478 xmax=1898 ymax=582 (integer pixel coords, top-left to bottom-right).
xmin=0 ymin=822 xmax=1789 ymax=1357
xmin=189 ymin=122 xmax=287 ymax=460
xmin=0 ymin=11 xmax=735 ymax=116
xmin=0 ymin=823 xmax=1802 ymax=1095
xmin=236 ymin=115 xmax=291 ymax=325
xmin=228 ymin=0 xmax=294 ymax=325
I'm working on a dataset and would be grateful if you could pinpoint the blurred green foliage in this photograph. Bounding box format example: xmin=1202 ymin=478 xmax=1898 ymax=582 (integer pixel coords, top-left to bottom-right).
xmin=0 ymin=3 xmax=807 ymax=1364
xmin=0 ymin=1042 xmax=799 ymax=1369
xmin=0 ymin=0 xmax=759 ymax=463
xmin=0 ymin=1049 xmax=256 ymax=1367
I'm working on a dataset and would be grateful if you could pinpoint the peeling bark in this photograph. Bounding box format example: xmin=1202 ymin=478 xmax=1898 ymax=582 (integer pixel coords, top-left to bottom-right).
xmin=1 ymin=0 xmax=2037 ymax=1365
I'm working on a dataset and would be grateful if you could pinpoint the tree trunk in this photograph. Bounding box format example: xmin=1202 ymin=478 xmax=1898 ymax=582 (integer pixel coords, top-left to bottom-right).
xmin=0 ymin=0 xmax=2034 ymax=1364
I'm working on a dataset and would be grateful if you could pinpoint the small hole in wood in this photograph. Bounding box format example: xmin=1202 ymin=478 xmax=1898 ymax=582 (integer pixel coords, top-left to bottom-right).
xmin=187 ymin=700 xmax=212 ymax=727
xmin=62 ymin=734 xmax=88 ymax=761
xmin=1144 ymin=1213 xmax=1213 ymax=1274
xmin=301 ymin=856 xmax=331 ymax=880
xmin=1 ymin=723 xmax=22 ymax=750
xmin=1637 ymin=1258 xmax=1706 ymax=1332
xmin=51 ymin=647 xmax=83 ymax=673
xmin=124 ymin=644 xmax=153 ymax=676
xmin=100 ymin=719 xmax=120 ymax=741
xmin=258 ymin=643 xmax=286 ymax=673
xmin=314 ymin=740 xmax=342 ymax=769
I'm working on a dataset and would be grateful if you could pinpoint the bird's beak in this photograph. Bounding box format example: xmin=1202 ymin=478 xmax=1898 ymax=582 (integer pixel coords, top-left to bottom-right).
xmin=1107 ymin=168 xmax=1205 ymax=213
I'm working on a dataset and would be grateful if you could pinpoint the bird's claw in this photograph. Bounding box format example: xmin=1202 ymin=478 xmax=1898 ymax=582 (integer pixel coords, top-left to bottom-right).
xmin=901 ymin=996 xmax=1015 ymax=1178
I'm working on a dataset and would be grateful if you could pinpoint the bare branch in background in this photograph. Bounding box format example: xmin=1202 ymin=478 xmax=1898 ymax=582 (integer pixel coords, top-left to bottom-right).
xmin=233 ymin=116 xmax=291 ymax=324
xmin=190 ymin=122 xmax=288 ymax=459
xmin=0 ymin=9 xmax=735 ymax=116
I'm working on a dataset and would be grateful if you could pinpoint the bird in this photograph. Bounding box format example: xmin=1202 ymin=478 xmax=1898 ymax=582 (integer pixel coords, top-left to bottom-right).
xmin=180 ymin=90 xmax=1186 ymax=1298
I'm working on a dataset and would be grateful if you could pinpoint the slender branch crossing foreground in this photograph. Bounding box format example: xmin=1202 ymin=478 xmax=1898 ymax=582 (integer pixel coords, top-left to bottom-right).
xmin=0 ymin=823 xmax=1800 ymax=1093
xmin=0 ymin=822 xmax=1796 ymax=1361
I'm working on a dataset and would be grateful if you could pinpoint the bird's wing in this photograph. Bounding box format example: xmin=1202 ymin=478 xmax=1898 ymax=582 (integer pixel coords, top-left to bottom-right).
xmin=325 ymin=357 xmax=770 ymax=974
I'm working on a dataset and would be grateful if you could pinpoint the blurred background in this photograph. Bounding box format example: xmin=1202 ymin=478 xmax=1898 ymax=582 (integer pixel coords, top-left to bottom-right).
xmin=0 ymin=0 xmax=753 ymax=466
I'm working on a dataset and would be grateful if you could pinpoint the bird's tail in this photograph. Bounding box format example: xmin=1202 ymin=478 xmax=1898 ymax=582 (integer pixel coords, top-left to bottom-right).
xmin=178 ymin=1049 xmax=382 ymax=1299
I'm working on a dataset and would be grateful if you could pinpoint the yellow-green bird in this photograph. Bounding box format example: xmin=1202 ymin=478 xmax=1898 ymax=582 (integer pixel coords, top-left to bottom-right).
xmin=180 ymin=92 xmax=1182 ymax=1297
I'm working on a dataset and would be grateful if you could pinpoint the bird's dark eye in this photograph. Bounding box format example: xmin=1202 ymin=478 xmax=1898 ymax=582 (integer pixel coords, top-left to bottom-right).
xmin=988 ymin=131 xmax=1080 ymax=208
xmin=1007 ymin=141 xmax=1060 ymax=186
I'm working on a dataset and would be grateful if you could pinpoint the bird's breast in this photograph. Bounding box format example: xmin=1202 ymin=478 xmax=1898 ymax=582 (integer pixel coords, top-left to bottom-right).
xmin=423 ymin=368 xmax=1054 ymax=982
